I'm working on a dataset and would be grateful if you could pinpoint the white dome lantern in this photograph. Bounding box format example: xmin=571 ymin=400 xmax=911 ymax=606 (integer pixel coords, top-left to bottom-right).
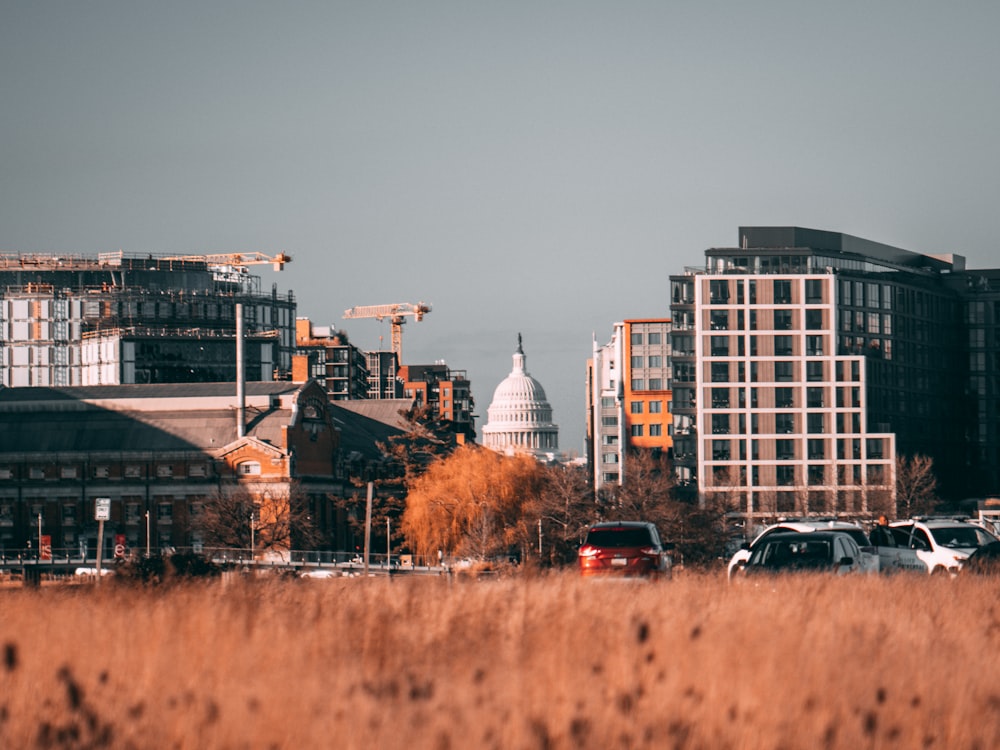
xmin=482 ymin=334 xmax=559 ymax=457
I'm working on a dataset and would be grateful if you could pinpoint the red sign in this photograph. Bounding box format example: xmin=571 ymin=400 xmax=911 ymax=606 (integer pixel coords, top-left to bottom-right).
xmin=114 ymin=534 xmax=126 ymax=559
xmin=40 ymin=535 xmax=52 ymax=561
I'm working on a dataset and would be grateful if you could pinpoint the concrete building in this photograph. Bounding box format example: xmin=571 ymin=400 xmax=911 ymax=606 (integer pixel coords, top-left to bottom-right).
xmin=482 ymin=335 xmax=559 ymax=459
xmin=667 ymin=226 xmax=1000 ymax=522
xmin=587 ymin=320 xmax=672 ymax=496
xmin=0 ymin=251 xmax=296 ymax=387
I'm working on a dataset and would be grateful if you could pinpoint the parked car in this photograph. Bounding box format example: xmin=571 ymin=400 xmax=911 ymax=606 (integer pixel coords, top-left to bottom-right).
xmin=728 ymin=519 xmax=879 ymax=579
xmin=884 ymin=518 xmax=998 ymax=575
xmin=578 ymin=521 xmax=672 ymax=579
xmin=961 ymin=541 xmax=1000 ymax=575
xmin=739 ymin=531 xmax=864 ymax=577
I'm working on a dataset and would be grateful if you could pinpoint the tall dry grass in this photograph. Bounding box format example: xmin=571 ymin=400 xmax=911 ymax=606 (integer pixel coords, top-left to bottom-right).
xmin=2 ymin=572 xmax=999 ymax=749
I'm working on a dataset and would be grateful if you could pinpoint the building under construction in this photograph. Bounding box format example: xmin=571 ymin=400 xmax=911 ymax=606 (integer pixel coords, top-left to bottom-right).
xmin=0 ymin=251 xmax=296 ymax=387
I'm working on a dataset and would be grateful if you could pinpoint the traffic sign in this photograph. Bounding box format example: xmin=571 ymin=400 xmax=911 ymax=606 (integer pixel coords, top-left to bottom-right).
xmin=95 ymin=497 xmax=111 ymax=521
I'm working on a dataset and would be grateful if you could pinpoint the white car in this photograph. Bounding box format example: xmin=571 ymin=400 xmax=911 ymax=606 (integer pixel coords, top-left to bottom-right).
xmin=728 ymin=519 xmax=879 ymax=579
xmin=883 ymin=518 xmax=998 ymax=575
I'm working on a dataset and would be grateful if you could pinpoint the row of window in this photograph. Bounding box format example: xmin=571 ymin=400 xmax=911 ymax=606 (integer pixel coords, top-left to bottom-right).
xmin=0 ymin=462 xmax=261 ymax=480
xmin=707 ymin=278 xmax=829 ymax=306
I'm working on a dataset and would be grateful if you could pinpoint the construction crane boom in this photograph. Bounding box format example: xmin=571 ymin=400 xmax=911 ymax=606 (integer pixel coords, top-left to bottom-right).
xmin=342 ymin=302 xmax=432 ymax=360
xmin=159 ymin=251 xmax=291 ymax=271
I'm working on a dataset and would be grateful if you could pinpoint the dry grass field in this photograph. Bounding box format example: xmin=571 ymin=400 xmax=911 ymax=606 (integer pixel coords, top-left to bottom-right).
xmin=2 ymin=571 xmax=999 ymax=749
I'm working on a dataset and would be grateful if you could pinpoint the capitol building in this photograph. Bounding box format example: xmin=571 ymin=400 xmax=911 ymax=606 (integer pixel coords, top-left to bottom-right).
xmin=481 ymin=335 xmax=559 ymax=458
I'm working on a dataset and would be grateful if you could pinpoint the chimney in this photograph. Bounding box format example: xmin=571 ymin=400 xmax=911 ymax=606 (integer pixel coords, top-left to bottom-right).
xmin=236 ymin=302 xmax=245 ymax=438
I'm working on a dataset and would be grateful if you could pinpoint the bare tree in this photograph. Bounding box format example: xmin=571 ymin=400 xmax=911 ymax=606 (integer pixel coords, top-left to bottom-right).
xmin=895 ymin=454 xmax=939 ymax=519
xmin=528 ymin=463 xmax=597 ymax=565
xmin=196 ymin=482 xmax=321 ymax=554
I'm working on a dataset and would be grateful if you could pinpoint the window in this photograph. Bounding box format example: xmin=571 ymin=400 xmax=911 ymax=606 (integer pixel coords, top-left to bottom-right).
xmin=603 ymin=453 xmax=619 ymax=464
xmin=774 ymin=310 xmax=793 ymax=330
xmin=805 ymin=309 xmax=824 ymax=330
xmin=157 ymin=502 xmax=173 ymax=523
xmin=806 ymin=335 xmax=824 ymax=356
xmin=775 ymin=361 xmax=794 ymax=382
xmin=631 ymin=378 xmax=645 ymax=391
xmin=649 ymin=401 xmax=662 ymax=414
xmin=806 ymin=361 xmax=825 ymax=382
xmin=776 ymin=465 xmax=795 ymax=486
xmin=775 ymin=387 xmax=794 ymax=408
xmin=774 ymin=280 xmax=792 ymax=304
xmin=710 ymin=311 xmax=729 ymax=330
xmin=774 ymin=335 xmax=793 ymax=356
xmin=631 ymin=425 xmax=644 ymax=437
xmin=712 ymin=414 xmax=730 ymax=434
xmin=93 ymin=465 xmax=110 ymax=479
xmin=776 ymin=439 xmax=795 ymax=460
xmin=648 ymin=332 xmax=661 ymax=345
xmin=649 ymin=424 xmax=662 ymax=437
xmin=631 ymin=332 xmax=643 ymax=345
xmin=805 ymin=279 xmax=824 ymax=303
xmin=648 ymin=378 xmax=662 ymax=390
xmin=156 ymin=464 xmax=174 ymax=478
xmin=630 ymin=401 xmax=644 ymax=414
xmin=807 ymin=413 xmax=825 ymax=434
xmin=631 ymin=356 xmax=644 ymax=369
xmin=776 ymin=413 xmax=795 ymax=433
xmin=710 ymin=336 xmax=729 ymax=356
xmin=710 ymin=280 xmax=730 ymax=304
xmin=808 ymin=439 xmax=826 ymax=459
xmin=238 ymin=461 xmax=262 ymax=476
xmin=647 ymin=355 xmax=662 ymax=368
xmin=602 ymin=416 xmax=618 ymax=427
xmin=713 ymin=440 xmax=731 ymax=460
xmin=711 ymin=363 xmax=729 ymax=383
xmin=61 ymin=504 xmax=77 ymax=525
xmin=601 ymin=397 xmax=616 ymax=408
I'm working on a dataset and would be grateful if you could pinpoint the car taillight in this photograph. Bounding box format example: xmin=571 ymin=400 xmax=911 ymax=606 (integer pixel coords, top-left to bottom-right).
xmin=578 ymin=545 xmax=599 ymax=558
xmin=640 ymin=547 xmax=659 ymax=556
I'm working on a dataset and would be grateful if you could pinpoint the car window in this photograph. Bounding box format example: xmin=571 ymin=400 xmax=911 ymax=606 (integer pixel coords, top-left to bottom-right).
xmin=841 ymin=529 xmax=870 ymax=547
xmin=911 ymin=529 xmax=931 ymax=550
xmin=890 ymin=526 xmax=913 ymax=547
xmin=585 ymin=528 xmax=653 ymax=548
xmin=929 ymin=526 xmax=995 ymax=549
xmin=870 ymin=526 xmax=895 ymax=547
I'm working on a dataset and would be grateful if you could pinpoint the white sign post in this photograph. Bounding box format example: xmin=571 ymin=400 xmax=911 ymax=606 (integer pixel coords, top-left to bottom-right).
xmin=94 ymin=498 xmax=111 ymax=585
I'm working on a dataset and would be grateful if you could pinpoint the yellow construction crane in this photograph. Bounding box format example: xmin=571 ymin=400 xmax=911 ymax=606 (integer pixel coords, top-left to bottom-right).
xmin=342 ymin=302 xmax=432 ymax=360
xmin=158 ymin=251 xmax=291 ymax=271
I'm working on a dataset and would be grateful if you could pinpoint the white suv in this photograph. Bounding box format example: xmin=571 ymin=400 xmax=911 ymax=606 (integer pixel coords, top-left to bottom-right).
xmin=728 ymin=519 xmax=879 ymax=579
xmin=885 ymin=518 xmax=997 ymax=575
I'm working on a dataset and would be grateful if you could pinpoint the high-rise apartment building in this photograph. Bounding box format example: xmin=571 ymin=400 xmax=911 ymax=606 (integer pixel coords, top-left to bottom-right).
xmin=587 ymin=319 xmax=672 ymax=497
xmin=294 ymin=319 xmax=371 ymax=400
xmin=0 ymin=252 xmax=296 ymax=386
xmin=669 ymin=226 xmax=1000 ymax=521
xmin=399 ymin=363 xmax=476 ymax=444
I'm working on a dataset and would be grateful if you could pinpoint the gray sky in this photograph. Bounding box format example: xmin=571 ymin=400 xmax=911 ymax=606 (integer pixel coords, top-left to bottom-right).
xmin=3 ymin=1 xmax=999 ymax=454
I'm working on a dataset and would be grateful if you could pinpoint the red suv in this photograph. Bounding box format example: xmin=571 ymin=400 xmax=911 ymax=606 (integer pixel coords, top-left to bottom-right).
xmin=578 ymin=521 xmax=672 ymax=579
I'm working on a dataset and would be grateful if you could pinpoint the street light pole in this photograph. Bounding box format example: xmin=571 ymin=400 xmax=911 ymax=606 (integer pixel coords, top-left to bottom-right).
xmin=145 ymin=511 xmax=150 ymax=558
xmin=249 ymin=512 xmax=254 ymax=559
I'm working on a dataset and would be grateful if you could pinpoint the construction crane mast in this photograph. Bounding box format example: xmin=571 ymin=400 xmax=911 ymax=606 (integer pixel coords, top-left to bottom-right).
xmin=342 ymin=302 xmax=431 ymax=360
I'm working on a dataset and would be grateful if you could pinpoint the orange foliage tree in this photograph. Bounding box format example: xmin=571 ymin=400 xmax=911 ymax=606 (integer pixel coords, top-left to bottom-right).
xmin=401 ymin=445 xmax=547 ymax=560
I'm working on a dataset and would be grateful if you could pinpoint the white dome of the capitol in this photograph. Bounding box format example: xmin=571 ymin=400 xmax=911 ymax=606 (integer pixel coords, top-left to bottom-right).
xmin=482 ymin=335 xmax=559 ymax=457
